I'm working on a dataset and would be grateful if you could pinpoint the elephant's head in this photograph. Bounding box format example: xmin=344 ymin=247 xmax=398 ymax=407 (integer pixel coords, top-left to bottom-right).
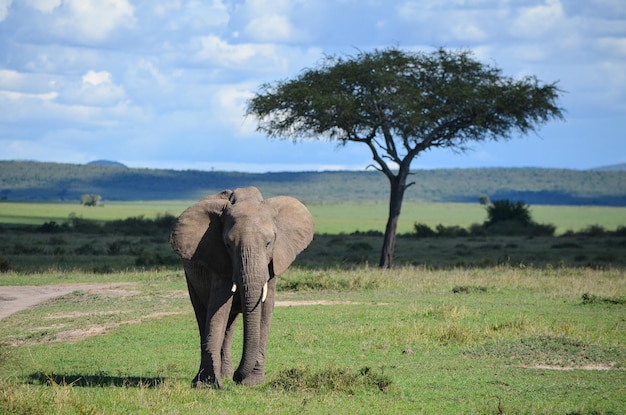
xmin=169 ymin=187 xmax=314 ymax=383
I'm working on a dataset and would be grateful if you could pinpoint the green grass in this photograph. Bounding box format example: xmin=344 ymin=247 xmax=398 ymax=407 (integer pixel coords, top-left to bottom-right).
xmin=2 ymin=200 xmax=625 ymax=234
xmin=1 ymin=267 xmax=625 ymax=414
xmin=0 ymin=201 xmax=188 ymax=225
xmin=1 ymin=200 xmax=624 ymax=413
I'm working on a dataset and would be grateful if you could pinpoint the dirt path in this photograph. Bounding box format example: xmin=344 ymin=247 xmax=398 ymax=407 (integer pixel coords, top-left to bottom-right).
xmin=0 ymin=284 xmax=361 ymax=321
xmin=0 ymin=283 xmax=139 ymax=320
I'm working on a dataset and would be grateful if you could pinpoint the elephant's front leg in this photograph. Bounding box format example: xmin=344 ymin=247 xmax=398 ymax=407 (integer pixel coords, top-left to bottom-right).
xmin=241 ymin=277 xmax=277 ymax=385
xmin=199 ymin=279 xmax=234 ymax=388
xmin=220 ymin=308 xmax=239 ymax=379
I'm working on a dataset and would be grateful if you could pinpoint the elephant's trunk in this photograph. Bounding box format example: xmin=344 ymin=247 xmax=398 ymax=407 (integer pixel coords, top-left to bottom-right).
xmin=233 ymin=246 xmax=267 ymax=383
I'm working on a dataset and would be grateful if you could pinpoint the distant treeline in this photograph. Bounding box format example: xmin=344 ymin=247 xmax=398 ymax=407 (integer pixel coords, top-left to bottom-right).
xmin=1 ymin=160 xmax=625 ymax=206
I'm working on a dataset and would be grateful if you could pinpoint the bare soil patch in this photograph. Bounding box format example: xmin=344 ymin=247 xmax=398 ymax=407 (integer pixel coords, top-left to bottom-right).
xmin=519 ymin=364 xmax=617 ymax=371
xmin=0 ymin=285 xmax=367 ymax=322
xmin=1 ymin=284 xmax=370 ymax=344
xmin=0 ymin=283 xmax=138 ymax=320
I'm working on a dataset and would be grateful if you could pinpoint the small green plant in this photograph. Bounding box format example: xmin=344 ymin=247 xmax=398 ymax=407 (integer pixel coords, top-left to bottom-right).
xmin=269 ymin=366 xmax=391 ymax=393
xmin=582 ymin=293 xmax=626 ymax=305
xmin=451 ymin=285 xmax=488 ymax=294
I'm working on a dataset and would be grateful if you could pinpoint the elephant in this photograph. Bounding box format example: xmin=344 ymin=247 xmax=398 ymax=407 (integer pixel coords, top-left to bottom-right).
xmin=169 ymin=186 xmax=314 ymax=388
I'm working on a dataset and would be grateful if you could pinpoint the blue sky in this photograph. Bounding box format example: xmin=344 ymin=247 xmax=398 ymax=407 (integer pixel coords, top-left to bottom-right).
xmin=1 ymin=0 xmax=624 ymax=172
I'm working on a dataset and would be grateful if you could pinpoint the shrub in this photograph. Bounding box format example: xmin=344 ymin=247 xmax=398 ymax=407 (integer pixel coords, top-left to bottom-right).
xmin=485 ymin=199 xmax=532 ymax=226
xmin=80 ymin=194 xmax=102 ymax=207
xmin=75 ymin=243 xmax=101 ymax=255
xmin=47 ymin=236 xmax=67 ymax=245
xmin=414 ymin=223 xmax=436 ymax=237
xmin=12 ymin=243 xmax=44 ymax=255
xmin=107 ymin=241 xmax=122 ymax=255
xmin=582 ymin=293 xmax=626 ymax=305
xmin=435 ymin=224 xmax=469 ymax=237
xmin=104 ymin=214 xmax=177 ymax=236
xmin=350 ymin=230 xmax=383 ymax=237
xmin=135 ymin=251 xmax=179 ymax=267
xmin=578 ymin=225 xmax=607 ymax=237
xmin=0 ymin=256 xmax=12 ymax=272
xmin=38 ymin=221 xmax=67 ymax=233
xmin=614 ymin=226 xmax=626 ymax=237
xmin=348 ymin=242 xmax=373 ymax=251
xmin=68 ymin=214 xmax=103 ymax=233
xmin=479 ymin=220 xmax=555 ymax=237
xmin=269 ymin=366 xmax=391 ymax=393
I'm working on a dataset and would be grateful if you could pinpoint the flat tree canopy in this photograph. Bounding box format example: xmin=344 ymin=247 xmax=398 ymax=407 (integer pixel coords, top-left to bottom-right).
xmin=247 ymin=47 xmax=564 ymax=268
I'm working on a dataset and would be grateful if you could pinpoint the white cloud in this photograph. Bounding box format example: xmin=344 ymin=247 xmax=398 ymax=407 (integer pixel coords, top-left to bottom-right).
xmin=1 ymin=0 xmax=625 ymax=171
xmin=193 ymin=35 xmax=284 ymax=69
xmin=244 ymin=13 xmax=298 ymax=42
xmin=82 ymin=70 xmax=112 ymax=86
xmin=0 ymin=90 xmax=58 ymax=101
xmin=24 ymin=0 xmax=61 ymax=14
xmin=510 ymin=0 xmax=564 ymax=39
xmin=0 ymin=69 xmax=30 ymax=91
xmin=449 ymin=20 xmax=488 ymax=42
xmin=234 ymin=0 xmax=308 ymax=42
xmin=55 ymin=70 xmax=127 ymax=106
xmin=154 ymin=0 xmax=229 ymax=31
xmin=55 ymin=0 xmax=136 ymax=42
xmin=212 ymin=84 xmax=257 ymax=136
xmin=0 ymin=0 xmax=11 ymax=21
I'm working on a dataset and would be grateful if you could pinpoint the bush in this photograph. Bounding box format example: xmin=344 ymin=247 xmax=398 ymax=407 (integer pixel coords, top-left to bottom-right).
xmin=479 ymin=199 xmax=555 ymax=236
xmin=80 ymin=194 xmax=102 ymax=207
xmin=485 ymin=199 xmax=532 ymax=226
xmin=413 ymin=223 xmax=471 ymax=238
xmin=68 ymin=214 xmax=103 ymax=233
xmin=0 ymin=256 xmax=12 ymax=272
xmin=414 ymin=223 xmax=436 ymax=237
xmin=104 ymin=214 xmax=177 ymax=236
xmin=38 ymin=221 xmax=68 ymax=233
xmin=478 ymin=220 xmax=555 ymax=237
xmin=578 ymin=225 xmax=607 ymax=237
xmin=75 ymin=243 xmax=101 ymax=255
xmin=435 ymin=224 xmax=469 ymax=237
xmin=135 ymin=251 xmax=179 ymax=267
xmin=350 ymin=230 xmax=383 ymax=237
xmin=614 ymin=226 xmax=626 ymax=237
xmin=269 ymin=366 xmax=391 ymax=393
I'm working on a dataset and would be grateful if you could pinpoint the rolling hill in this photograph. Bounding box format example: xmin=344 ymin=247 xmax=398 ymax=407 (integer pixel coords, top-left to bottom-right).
xmin=0 ymin=160 xmax=625 ymax=206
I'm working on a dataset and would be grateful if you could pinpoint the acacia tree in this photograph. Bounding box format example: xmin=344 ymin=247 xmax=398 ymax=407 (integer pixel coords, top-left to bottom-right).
xmin=246 ymin=47 xmax=564 ymax=268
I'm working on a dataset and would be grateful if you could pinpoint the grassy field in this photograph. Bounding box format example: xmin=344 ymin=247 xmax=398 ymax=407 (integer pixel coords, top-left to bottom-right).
xmin=1 ymin=201 xmax=625 ymax=413
xmin=1 ymin=200 xmax=625 ymax=234
xmin=1 ymin=267 xmax=625 ymax=414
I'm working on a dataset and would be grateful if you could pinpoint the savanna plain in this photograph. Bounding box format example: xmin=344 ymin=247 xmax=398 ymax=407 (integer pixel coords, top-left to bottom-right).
xmin=0 ymin=201 xmax=625 ymax=414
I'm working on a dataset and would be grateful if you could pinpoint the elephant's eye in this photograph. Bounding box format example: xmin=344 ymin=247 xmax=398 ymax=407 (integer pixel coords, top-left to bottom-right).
xmin=265 ymin=240 xmax=272 ymax=248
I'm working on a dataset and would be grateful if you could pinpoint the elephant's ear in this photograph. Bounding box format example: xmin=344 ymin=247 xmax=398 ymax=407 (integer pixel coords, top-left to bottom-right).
xmin=265 ymin=196 xmax=314 ymax=276
xmin=169 ymin=190 xmax=232 ymax=275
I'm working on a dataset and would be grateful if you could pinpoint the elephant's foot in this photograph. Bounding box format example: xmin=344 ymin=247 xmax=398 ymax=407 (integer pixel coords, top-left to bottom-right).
xmin=192 ymin=370 xmax=222 ymax=389
xmin=233 ymin=369 xmax=266 ymax=386
xmin=221 ymin=362 xmax=234 ymax=380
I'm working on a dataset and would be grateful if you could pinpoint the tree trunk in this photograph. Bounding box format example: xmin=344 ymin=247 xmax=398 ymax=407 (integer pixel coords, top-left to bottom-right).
xmin=379 ymin=173 xmax=406 ymax=268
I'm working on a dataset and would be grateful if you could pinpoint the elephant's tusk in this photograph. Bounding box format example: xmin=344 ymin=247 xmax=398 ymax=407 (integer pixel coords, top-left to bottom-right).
xmin=231 ymin=283 xmax=237 ymax=293
xmin=262 ymin=282 xmax=268 ymax=303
